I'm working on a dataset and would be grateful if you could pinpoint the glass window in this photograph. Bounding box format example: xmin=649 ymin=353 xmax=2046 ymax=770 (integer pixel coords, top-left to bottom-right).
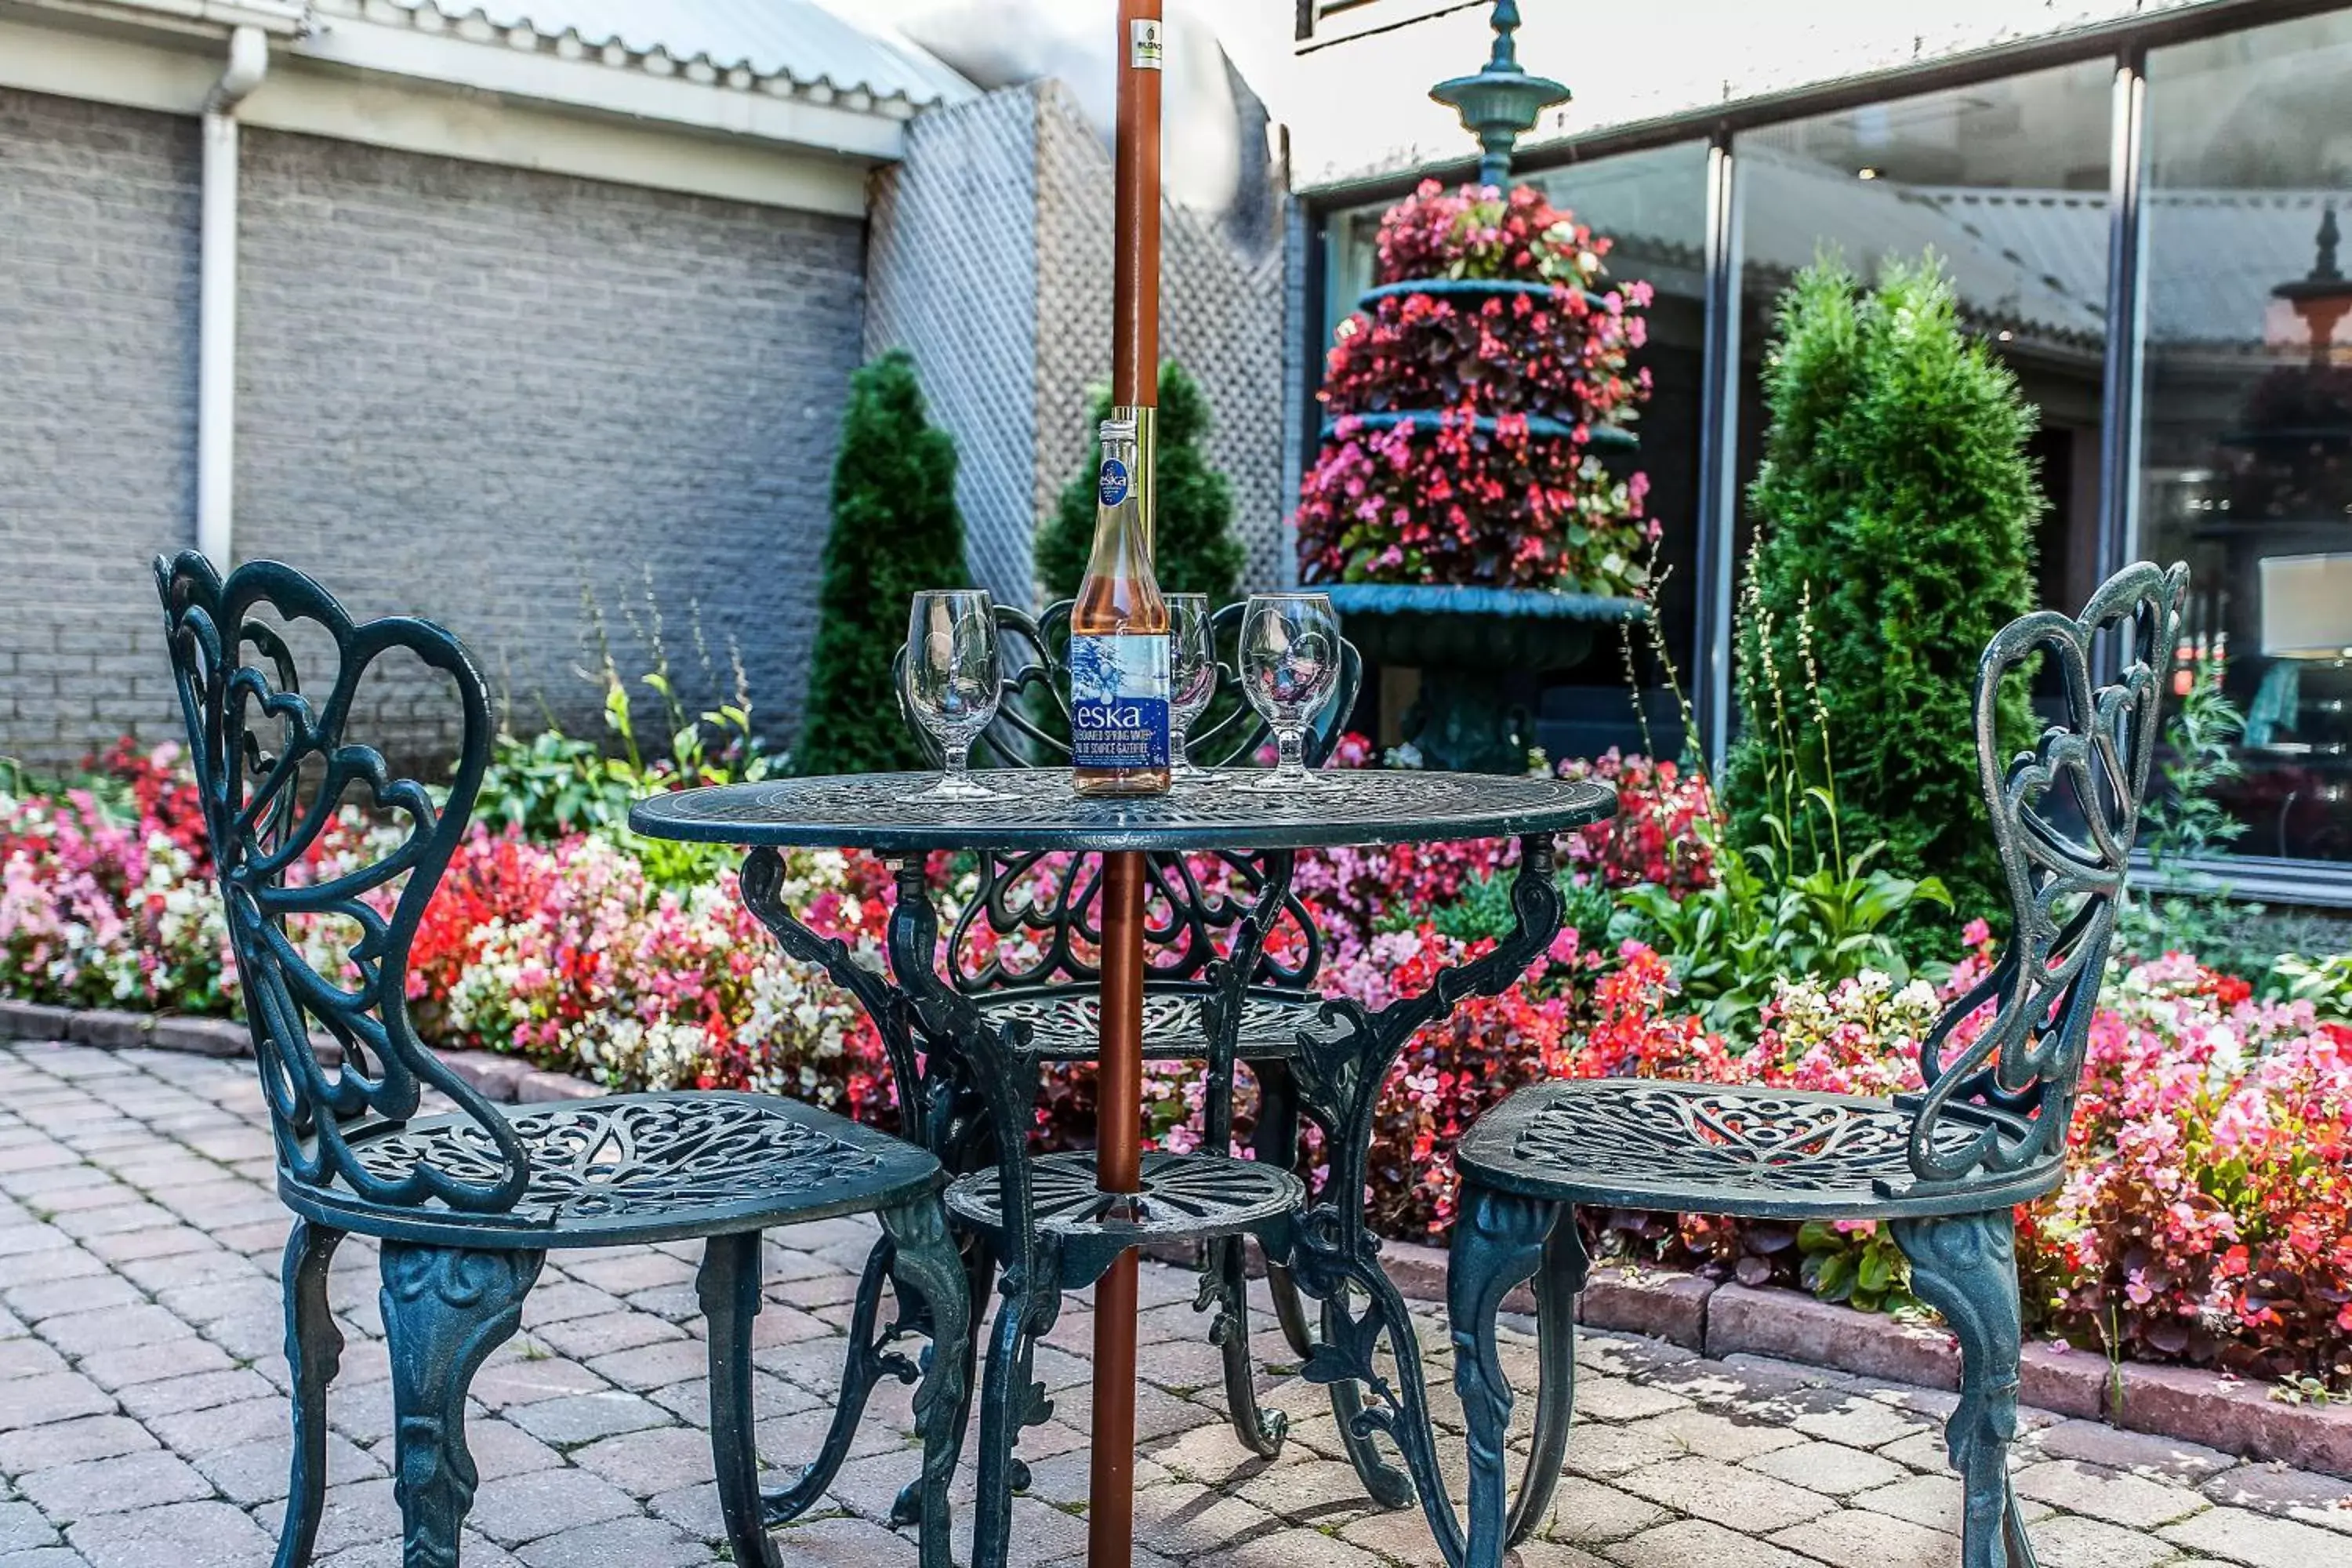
xmin=2141 ymin=13 xmax=2352 ymax=868
xmin=1733 ymin=62 xmax=2117 ymax=633
xmin=1312 ymin=143 xmax=1711 ymax=760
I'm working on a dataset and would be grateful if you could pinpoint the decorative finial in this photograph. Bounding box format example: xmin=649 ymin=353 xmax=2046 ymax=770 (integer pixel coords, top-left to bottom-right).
xmin=2276 ymin=201 xmax=2351 ymax=360
xmin=1429 ymin=0 xmax=1569 ymax=191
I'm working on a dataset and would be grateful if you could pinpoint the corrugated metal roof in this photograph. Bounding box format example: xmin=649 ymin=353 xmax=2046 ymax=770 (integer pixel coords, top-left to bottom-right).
xmin=390 ymin=0 xmax=975 ymax=107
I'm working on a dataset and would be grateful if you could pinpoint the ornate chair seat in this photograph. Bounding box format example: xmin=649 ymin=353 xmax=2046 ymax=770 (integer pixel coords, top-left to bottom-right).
xmin=291 ymin=1092 xmax=942 ymax=1248
xmin=971 ymin=986 xmax=1315 ymax=1063
xmin=1455 ymin=1080 xmax=2058 ymax=1222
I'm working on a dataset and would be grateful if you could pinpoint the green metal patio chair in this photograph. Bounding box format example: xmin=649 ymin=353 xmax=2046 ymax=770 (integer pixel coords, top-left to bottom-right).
xmin=1439 ymin=560 xmax=2188 ymax=1568
xmin=154 ymin=553 xmax=969 ymax=1568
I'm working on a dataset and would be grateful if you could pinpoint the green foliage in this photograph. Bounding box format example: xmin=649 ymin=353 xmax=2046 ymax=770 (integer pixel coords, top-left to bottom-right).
xmin=2122 ymin=647 xmax=2249 ymax=960
xmin=1624 ymin=817 xmax=1949 ymax=1040
xmin=1037 ymin=362 xmax=1247 ymax=605
xmin=1722 ymin=255 xmax=2040 ymax=946
xmin=477 ymin=630 xmax=771 ymax=887
xmin=2270 ymin=952 xmax=2352 ymax=1022
xmin=798 ymin=350 xmax=969 ymax=776
xmin=1798 ymin=1220 xmax=1922 ymax=1316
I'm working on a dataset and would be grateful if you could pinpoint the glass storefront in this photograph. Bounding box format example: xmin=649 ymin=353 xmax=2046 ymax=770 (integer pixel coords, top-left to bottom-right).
xmin=1306 ymin=3 xmax=2352 ymax=895
xmin=1733 ymin=61 xmax=2115 ymax=622
xmin=2140 ymin=13 xmax=2352 ymax=866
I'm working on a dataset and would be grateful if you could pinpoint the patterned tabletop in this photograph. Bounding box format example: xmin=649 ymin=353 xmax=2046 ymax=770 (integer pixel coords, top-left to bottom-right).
xmin=628 ymin=768 xmax=1614 ymax=853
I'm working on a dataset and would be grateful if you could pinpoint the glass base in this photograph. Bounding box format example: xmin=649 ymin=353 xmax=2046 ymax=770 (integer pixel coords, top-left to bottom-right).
xmin=1172 ymin=763 xmax=1224 ymax=786
xmin=900 ymin=772 xmax=1007 ymax=804
xmin=1231 ymin=767 xmax=1342 ymax=795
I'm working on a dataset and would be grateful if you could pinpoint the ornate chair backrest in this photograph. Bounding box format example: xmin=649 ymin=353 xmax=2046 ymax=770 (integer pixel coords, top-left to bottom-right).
xmin=1903 ymin=561 xmax=2188 ymax=1192
xmin=155 ymin=553 xmax=528 ymax=1216
xmin=892 ymin=598 xmax=1362 ymax=993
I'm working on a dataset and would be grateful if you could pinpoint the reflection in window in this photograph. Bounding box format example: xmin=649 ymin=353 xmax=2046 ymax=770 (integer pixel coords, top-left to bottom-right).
xmin=1316 ymin=143 xmax=1711 ymax=760
xmin=1733 ymin=62 xmax=2116 ymax=628
xmin=2143 ymin=13 xmax=2352 ymax=866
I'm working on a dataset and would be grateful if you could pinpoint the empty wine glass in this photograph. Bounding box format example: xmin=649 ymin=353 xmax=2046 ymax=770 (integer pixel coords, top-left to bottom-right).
xmin=1167 ymin=593 xmax=1221 ymax=785
xmin=902 ymin=590 xmax=1005 ymax=802
xmin=1235 ymin=593 xmax=1341 ymax=795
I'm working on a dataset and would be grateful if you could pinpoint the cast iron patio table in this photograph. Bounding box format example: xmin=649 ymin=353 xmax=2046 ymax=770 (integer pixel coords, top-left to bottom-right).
xmin=630 ymin=768 xmax=1613 ymax=1568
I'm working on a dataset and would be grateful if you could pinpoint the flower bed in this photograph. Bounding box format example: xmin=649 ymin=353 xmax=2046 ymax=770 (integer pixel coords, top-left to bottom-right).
xmin=5 ymin=742 xmax=2349 ymax=1392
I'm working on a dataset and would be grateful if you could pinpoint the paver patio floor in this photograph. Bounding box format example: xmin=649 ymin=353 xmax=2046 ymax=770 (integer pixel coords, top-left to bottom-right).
xmin=2 ymin=1040 xmax=2348 ymax=1568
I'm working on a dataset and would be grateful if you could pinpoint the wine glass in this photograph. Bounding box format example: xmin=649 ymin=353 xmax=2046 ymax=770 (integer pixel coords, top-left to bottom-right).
xmin=1167 ymin=594 xmax=1221 ymax=785
xmin=902 ymin=590 xmax=1005 ymax=802
xmin=1235 ymin=593 xmax=1342 ymax=795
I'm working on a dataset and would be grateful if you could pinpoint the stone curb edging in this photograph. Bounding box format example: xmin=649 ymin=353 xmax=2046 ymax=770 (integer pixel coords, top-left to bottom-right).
xmin=9 ymin=996 xmax=2347 ymax=1479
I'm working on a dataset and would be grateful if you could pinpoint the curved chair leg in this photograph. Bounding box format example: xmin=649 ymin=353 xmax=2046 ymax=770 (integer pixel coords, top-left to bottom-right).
xmin=380 ymin=1243 xmax=543 ymax=1568
xmin=879 ymin=1197 xmax=972 ymax=1568
xmin=1506 ymin=1210 xmax=1588 ymax=1547
xmin=1890 ymin=1212 xmax=2040 ymax=1568
xmin=1447 ymin=1184 xmax=1565 ymax=1568
xmin=892 ymin=1230 xmax=1001 ymax=1529
xmin=752 ymin=1232 xmax=913 ymax=1530
xmin=970 ymin=1254 xmax=1060 ymax=1568
xmin=1250 ymin=1063 xmax=1316 ymax=1361
xmin=274 ymin=1219 xmax=345 ymax=1568
xmin=699 ymin=1231 xmax=785 ymax=1568
xmin=1207 ymin=1235 xmax=1288 ymax=1457
xmin=1323 ymin=1290 xmax=1417 ymax=1510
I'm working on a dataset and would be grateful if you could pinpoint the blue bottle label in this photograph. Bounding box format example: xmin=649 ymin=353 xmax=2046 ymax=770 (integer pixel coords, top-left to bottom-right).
xmin=1098 ymin=458 xmax=1133 ymax=508
xmin=1069 ymin=633 xmax=1170 ymax=770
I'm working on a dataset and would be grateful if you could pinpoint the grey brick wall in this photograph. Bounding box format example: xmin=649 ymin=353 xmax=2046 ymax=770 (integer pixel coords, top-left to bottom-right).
xmin=233 ymin=129 xmax=866 ymax=762
xmin=0 ymin=97 xmax=865 ymax=771
xmin=0 ymin=89 xmax=201 ymax=769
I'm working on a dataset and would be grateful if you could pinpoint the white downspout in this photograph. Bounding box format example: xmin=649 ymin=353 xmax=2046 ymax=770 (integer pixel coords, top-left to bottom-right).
xmin=198 ymin=25 xmax=268 ymax=572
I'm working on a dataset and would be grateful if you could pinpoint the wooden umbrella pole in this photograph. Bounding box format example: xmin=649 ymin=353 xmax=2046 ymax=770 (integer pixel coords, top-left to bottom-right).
xmin=1090 ymin=8 xmax=1162 ymax=1568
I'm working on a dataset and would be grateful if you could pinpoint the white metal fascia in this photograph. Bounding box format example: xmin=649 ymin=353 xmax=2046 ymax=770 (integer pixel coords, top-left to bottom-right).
xmin=10 ymin=0 xmax=305 ymax=39
xmin=290 ymin=12 xmax=910 ymax=162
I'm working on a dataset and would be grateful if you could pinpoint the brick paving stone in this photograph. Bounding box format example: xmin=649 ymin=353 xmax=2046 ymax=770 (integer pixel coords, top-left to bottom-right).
xmin=532 ymin=1311 xmax=685 ymax=1363
xmin=299 ymin=1479 xmax=404 ymax=1558
xmin=1202 ymin=1526 xmax=1392 ymax=1568
xmin=585 ymin=1338 xmax=710 ymax=1392
xmin=16 ymin=1451 xmax=210 ymax=1522
xmin=2161 ymin=1504 xmax=2352 ymax=1567
xmin=514 ymin=1515 xmax=708 ymax=1568
xmin=466 ymin=1467 xmax=637 ymax=1546
xmin=1785 ymin=1388 xmax=1940 ymax=1450
xmin=0 ymin=1416 xmax=156 ymax=1474
xmin=1530 ymin=1475 xmax=1670 ymax=1546
xmin=1768 ymin=1506 xmax=1962 ymax=1566
xmin=1741 ymin=1439 xmax=1910 ymax=1498
xmin=1 ymin=1277 xmax=143 ymax=1323
xmin=190 ymin=1428 xmax=380 ymax=1504
xmin=0 ymin=1373 xmax=111 ymax=1432
xmin=1614 ymin=1456 xmax=1836 ymax=1534
xmin=1558 ymin=1422 xmax=1689 ymax=1482
xmin=1597 ymin=1517 xmax=1820 ymax=1568
xmin=36 ymin=1305 xmax=191 ymax=1361
xmin=1853 ymin=1471 xmax=1972 ymax=1532
xmin=67 ymin=1500 xmax=273 ymax=1568
xmin=79 ymin=1336 xmax=235 ymax=1392
xmin=1567 ymin=1377 xmax=1690 ymax=1423
xmin=2021 ymin=1417 xmax=2242 ymax=1483
xmin=2203 ymin=1464 xmax=2352 ymax=1535
xmin=1616 ymin=1405 xmax=1809 ymax=1463
xmin=565 ymin=1424 xmax=720 ymax=1498
xmin=466 ymin=1355 xmax=611 ymax=1410
xmin=2024 ymin=1514 xmax=2186 ymax=1568
xmin=116 ymin=1368 xmax=278 ymax=1421
xmin=1131 ymin=1482 xmax=1286 ymax=1557
xmin=503 ymin=1390 xmax=672 ymax=1447
xmin=767 ymin=1515 xmax=919 ymax=1568
xmin=0 ymin=1502 xmax=58 ymax=1552
xmin=646 ymin=1367 xmax=820 ymax=1426
xmin=2013 ymin=1458 xmax=2210 ymax=1528
xmin=0 ymin=1345 xmax=64 ymax=1381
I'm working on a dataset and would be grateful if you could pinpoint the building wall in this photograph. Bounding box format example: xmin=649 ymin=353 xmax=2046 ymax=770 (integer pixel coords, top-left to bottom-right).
xmin=0 ymin=99 xmax=866 ymax=771
xmin=0 ymin=89 xmax=200 ymax=768
xmin=233 ymin=129 xmax=866 ymax=760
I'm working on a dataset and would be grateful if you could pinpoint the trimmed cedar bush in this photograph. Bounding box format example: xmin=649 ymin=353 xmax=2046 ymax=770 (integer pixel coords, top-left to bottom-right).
xmin=1292 ymin=179 xmax=1653 ymax=592
xmin=1037 ymin=361 xmax=1246 ymax=604
xmin=797 ymin=350 xmax=969 ymax=775
xmin=1723 ymin=256 xmax=2039 ymax=934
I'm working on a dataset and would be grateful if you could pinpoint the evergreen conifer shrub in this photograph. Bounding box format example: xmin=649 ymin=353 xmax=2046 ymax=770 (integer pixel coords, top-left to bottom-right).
xmin=797 ymin=350 xmax=969 ymax=776
xmin=1723 ymin=256 xmax=2040 ymax=934
xmin=1038 ymin=361 xmax=1247 ymax=604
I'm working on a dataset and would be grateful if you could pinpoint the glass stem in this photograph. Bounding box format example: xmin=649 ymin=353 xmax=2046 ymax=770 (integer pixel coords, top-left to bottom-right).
xmin=1170 ymin=725 xmax=1191 ymax=774
xmin=945 ymin=736 xmax=971 ymax=779
xmin=1277 ymin=726 xmax=1306 ymax=779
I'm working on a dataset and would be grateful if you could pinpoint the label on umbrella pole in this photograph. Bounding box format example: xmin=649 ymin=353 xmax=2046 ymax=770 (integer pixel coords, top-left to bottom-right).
xmin=1131 ymin=18 xmax=1163 ymax=69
